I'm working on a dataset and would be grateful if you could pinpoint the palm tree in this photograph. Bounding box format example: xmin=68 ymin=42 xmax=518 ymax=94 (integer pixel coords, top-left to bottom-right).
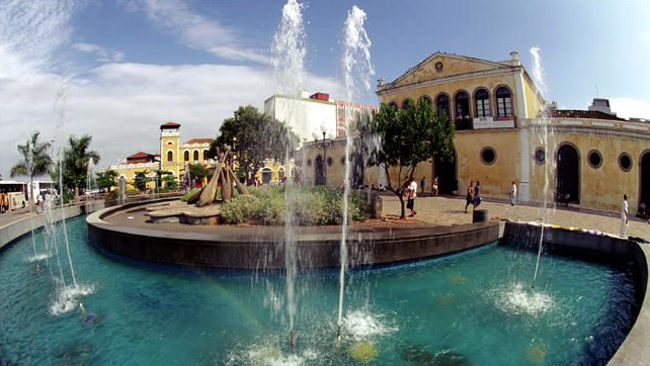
xmin=10 ymin=132 xmax=53 ymax=211
xmin=63 ymin=135 xmax=100 ymax=202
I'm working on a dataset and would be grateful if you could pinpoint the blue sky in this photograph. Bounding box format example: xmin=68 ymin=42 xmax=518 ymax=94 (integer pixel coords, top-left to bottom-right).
xmin=1 ymin=0 xmax=649 ymax=176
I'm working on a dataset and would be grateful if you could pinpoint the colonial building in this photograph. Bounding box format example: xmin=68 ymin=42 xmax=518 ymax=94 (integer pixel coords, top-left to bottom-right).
xmin=110 ymin=122 xmax=215 ymax=190
xmin=299 ymin=51 xmax=650 ymax=216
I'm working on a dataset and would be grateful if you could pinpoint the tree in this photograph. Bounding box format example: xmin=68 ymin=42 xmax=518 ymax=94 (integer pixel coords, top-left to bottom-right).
xmin=10 ymin=132 xmax=53 ymax=211
xmin=188 ymin=163 xmax=209 ymax=180
xmin=133 ymin=170 xmax=149 ymax=192
xmin=212 ymin=106 xmax=299 ymax=184
xmin=96 ymin=169 xmax=118 ymax=192
xmin=62 ymin=135 xmax=100 ymax=202
xmin=162 ymin=174 xmax=178 ymax=191
xmin=363 ymin=99 xmax=454 ymax=219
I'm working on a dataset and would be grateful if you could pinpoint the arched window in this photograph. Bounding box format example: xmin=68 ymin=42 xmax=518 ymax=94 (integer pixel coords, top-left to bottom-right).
xmin=193 ymin=150 xmax=199 ymax=161
xmin=388 ymin=101 xmax=398 ymax=109
xmin=475 ymin=88 xmax=491 ymax=117
xmin=184 ymin=151 xmax=189 ymax=162
xmin=167 ymin=151 xmax=173 ymax=162
xmin=436 ymin=93 xmax=450 ymax=118
xmin=495 ymin=87 xmax=513 ymax=117
xmin=203 ymin=150 xmax=208 ymax=160
xmin=401 ymin=98 xmax=414 ymax=109
xmin=454 ymin=91 xmax=470 ymax=120
xmin=419 ymin=95 xmax=432 ymax=106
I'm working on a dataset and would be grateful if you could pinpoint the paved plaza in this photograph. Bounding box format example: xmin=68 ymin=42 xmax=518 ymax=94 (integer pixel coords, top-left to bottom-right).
xmin=382 ymin=195 xmax=650 ymax=240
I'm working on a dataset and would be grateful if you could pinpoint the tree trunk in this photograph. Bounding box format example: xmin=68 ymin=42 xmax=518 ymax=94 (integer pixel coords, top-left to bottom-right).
xmin=398 ymin=194 xmax=405 ymax=220
xmin=29 ymin=177 xmax=35 ymax=213
xmin=74 ymin=185 xmax=80 ymax=203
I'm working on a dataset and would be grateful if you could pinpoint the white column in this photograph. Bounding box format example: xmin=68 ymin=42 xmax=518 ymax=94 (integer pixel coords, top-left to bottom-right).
xmin=518 ymin=125 xmax=530 ymax=202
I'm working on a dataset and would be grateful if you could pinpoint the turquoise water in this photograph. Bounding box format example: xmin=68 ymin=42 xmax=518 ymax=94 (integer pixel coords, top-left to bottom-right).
xmin=0 ymin=217 xmax=637 ymax=365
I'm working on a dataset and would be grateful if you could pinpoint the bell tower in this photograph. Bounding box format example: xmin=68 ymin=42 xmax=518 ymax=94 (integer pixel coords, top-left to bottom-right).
xmin=160 ymin=121 xmax=181 ymax=180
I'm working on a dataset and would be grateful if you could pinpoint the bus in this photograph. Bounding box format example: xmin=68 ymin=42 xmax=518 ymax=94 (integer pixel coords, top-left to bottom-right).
xmin=0 ymin=181 xmax=28 ymax=211
xmin=31 ymin=180 xmax=56 ymax=203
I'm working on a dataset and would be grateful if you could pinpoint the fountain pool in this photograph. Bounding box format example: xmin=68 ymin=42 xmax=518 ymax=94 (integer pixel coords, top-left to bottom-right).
xmin=0 ymin=217 xmax=637 ymax=365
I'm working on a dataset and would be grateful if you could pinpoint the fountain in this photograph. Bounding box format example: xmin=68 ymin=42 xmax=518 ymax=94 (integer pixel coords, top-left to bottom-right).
xmin=271 ymin=0 xmax=306 ymax=351
xmin=529 ymin=46 xmax=555 ymax=289
xmin=0 ymin=2 xmax=646 ymax=365
xmin=338 ymin=4 xmax=375 ymax=340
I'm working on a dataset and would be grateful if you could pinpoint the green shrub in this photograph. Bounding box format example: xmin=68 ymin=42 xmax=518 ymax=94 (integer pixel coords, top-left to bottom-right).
xmin=220 ymin=185 xmax=369 ymax=225
xmin=180 ymin=188 xmax=201 ymax=202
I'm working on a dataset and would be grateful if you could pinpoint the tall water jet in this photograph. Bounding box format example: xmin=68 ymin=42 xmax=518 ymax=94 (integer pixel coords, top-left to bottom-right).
xmin=338 ymin=5 xmax=374 ymax=339
xmin=271 ymin=0 xmax=306 ymax=350
xmin=529 ymin=47 xmax=554 ymax=289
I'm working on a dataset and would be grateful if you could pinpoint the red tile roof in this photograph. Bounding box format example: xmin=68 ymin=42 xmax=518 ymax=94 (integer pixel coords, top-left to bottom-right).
xmin=127 ymin=151 xmax=154 ymax=159
xmin=548 ymin=109 xmax=624 ymax=121
xmin=183 ymin=138 xmax=214 ymax=145
xmin=160 ymin=121 xmax=181 ymax=128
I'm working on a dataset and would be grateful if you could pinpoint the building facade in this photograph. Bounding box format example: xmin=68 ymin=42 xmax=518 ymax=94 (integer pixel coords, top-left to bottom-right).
xmin=299 ymin=51 xmax=650 ymax=216
xmin=110 ymin=122 xmax=215 ymax=190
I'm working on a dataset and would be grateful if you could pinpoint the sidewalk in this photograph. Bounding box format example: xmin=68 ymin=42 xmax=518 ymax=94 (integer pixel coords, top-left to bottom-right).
xmin=0 ymin=207 xmax=34 ymax=227
xmin=382 ymin=195 xmax=650 ymax=240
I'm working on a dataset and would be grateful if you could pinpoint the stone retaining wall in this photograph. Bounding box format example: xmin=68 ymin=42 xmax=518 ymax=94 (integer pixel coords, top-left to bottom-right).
xmin=87 ymin=202 xmax=500 ymax=270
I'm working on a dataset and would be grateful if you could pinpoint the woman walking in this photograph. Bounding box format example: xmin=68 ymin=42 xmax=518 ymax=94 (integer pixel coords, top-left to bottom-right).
xmin=464 ymin=181 xmax=474 ymax=213
xmin=473 ymin=181 xmax=482 ymax=209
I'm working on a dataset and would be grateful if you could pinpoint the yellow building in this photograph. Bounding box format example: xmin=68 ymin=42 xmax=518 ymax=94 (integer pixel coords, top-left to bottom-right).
xmin=109 ymin=122 xmax=215 ymax=190
xmin=299 ymin=51 xmax=650 ymax=216
xmin=254 ymin=159 xmax=295 ymax=185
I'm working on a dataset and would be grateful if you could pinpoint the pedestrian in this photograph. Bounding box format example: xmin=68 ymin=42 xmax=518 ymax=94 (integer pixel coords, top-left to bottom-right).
xmin=407 ymin=177 xmax=418 ymax=217
xmin=473 ymin=181 xmax=482 ymax=209
xmin=420 ymin=176 xmax=426 ymax=194
xmin=510 ymin=181 xmax=517 ymax=206
xmin=464 ymin=181 xmax=474 ymax=213
xmin=620 ymin=194 xmax=629 ymax=237
xmin=432 ymin=177 xmax=439 ymax=196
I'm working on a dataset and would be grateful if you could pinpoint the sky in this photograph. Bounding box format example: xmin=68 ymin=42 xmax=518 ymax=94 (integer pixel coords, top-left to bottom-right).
xmin=1 ymin=0 xmax=649 ymax=178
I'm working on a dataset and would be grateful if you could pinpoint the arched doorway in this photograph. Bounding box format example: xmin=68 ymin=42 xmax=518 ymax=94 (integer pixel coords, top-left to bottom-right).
xmin=314 ymin=155 xmax=325 ymax=185
xmin=261 ymin=168 xmax=272 ymax=185
xmin=639 ymin=151 xmax=650 ymax=214
xmin=434 ymin=150 xmax=457 ymax=195
xmin=556 ymin=144 xmax=580 ymax=204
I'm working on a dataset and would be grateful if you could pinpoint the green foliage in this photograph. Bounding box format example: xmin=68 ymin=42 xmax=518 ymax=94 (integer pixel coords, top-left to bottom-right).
xmin=163 ymin=174 xmax=178 ymax=191
xmin=362 ymin=99 xmax=455 ymax=218
xmin=188 ymin=163 xmax=209 ymax=178
xmin=133 ymin=170 xmax=149 ymax=192
xmin=96 ymin=169 xmax=118 ymax=192
xmin=10 ymin=131 xmax=53 ymax=209
xmin=180 ymin=188 xmax=202 ymax=202
xmin=220 ymin=185 xmax=369 ymax=225
xmin=62 ymin=134 xmax=100 ymax=197
xmin=213 ymin=105 xmax=299 ymax=183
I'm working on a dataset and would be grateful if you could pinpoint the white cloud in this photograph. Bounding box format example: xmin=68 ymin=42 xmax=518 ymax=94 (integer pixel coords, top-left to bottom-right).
xmin=0 ymin=0 xmax=76 ymax=77
xmin=137 ymin=0 xmax=271 ymax=64
xmin=609 ymin=97 xmax=650 ymax=119
xmin=0 ymin=62 xmax=342 ymax=177
xmin=73 ymin=43 xmax=125 ymax=63
xmin=0 ymin=0 xmax=344 ymax=179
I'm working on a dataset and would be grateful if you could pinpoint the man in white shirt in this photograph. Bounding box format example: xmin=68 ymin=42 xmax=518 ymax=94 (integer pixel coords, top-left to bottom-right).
xmin=510 ymin=181 xmax=517 ymax=206
xmin=620 ymin=194 xmax=629 ymax=237
xmin=407 ymin=177 xmax=418 ymax=217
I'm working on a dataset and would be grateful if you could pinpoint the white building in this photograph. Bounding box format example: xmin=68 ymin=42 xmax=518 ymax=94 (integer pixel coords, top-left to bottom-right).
xmin=264 ymin=92 xmax=337 ymax=143
xmin=264 ymin=91 xmax=378 ymax=144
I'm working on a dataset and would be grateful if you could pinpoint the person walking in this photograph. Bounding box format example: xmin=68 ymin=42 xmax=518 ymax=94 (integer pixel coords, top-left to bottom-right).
xmin=464 ymin=181 xmax=474 ymax=213
xmin=432 ymin=177 xmax=439 ymax=196
xmin=473 ymin=181 xmax=482 ymax=209
xmin=420 ymin=177 xmax=426 ymax=195
xmin=510 ymin=181 xmax=517 ymax=206
xmin=407 ymin=177 xmax=418 ymax=217
xmin=620 ymin=194 xmax=629 ymax=237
